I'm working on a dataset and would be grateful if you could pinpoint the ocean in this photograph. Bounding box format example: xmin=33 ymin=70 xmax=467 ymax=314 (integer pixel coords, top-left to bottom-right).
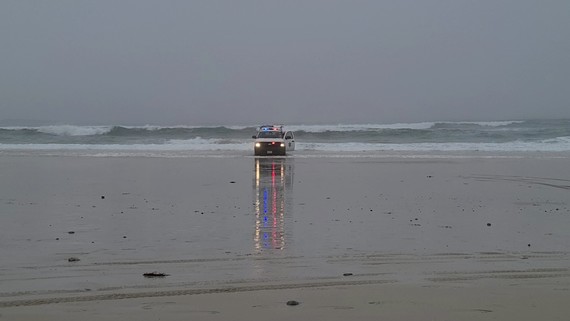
xmin=1 ymin=119 xmax=569 ymax=157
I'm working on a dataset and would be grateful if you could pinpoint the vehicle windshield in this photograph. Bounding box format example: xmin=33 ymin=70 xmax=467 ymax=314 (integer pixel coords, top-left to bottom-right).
xmin=257 ymin=131 xmax=282 ymax=138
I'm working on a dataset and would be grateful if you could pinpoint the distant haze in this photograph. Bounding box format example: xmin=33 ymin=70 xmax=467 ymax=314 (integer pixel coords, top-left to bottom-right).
xmin=1 ymin=1 xmax=569 ymax=125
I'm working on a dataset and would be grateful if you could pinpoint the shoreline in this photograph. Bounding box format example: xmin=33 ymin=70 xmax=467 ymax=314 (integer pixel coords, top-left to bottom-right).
xmin=2 ymin=148 xmax=570 ymax=159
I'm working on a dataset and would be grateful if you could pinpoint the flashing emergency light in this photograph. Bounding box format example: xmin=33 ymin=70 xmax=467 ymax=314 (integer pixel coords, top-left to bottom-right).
xmin=260 ymin=125 xmax=282 ymax=132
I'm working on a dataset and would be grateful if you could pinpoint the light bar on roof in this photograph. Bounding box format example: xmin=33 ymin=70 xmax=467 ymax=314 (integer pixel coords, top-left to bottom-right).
xmin=260 ymin=125 xmax=282 ymax=131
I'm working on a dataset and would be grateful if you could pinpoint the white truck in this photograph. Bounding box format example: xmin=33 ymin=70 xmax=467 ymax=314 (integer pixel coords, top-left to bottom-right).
xmin=252 ymin=125 xmax=295 ymax=156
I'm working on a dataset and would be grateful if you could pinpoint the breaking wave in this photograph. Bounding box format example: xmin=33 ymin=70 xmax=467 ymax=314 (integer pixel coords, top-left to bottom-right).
xmin=1 ymin=120 xmax=569 ymax=154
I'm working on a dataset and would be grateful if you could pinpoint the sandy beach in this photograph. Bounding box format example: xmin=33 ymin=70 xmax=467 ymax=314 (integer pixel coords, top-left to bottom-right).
xmin=1 ymin=154 xmax=570 ymax=320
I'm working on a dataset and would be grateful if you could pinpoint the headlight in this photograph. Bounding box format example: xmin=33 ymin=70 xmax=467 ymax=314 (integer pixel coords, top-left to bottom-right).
xmin=255 ymin=142 xmax=261 ymax=148
xmin=280 ymin=143 xmax=285 ymax=147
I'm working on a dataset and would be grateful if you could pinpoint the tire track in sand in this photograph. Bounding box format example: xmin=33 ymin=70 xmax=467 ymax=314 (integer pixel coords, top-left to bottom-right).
xmin=0 ymin=279 xmax=395 ymax=308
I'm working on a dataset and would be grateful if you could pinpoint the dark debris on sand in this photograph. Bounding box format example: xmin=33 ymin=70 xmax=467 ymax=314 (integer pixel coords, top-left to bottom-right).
xmin=143 ymin=272 xmax=169 ymax=278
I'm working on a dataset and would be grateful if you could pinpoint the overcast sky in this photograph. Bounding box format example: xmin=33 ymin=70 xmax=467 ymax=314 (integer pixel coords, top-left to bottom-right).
xmin=1 ymin=0 xmax=569 ymax=125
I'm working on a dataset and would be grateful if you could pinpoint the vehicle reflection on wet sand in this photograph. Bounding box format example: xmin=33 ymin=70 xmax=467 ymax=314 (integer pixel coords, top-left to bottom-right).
xmin=253 ymin=157 xmax=294 ymax=251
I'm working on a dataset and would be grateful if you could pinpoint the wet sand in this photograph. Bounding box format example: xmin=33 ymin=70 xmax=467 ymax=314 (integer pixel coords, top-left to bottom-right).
xmin=1 ymin=155 xmax=569 ymax=319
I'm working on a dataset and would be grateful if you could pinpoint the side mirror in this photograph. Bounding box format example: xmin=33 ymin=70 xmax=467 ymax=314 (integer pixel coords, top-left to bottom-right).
xmin=252 ymin=135 xmax=257 ymax=139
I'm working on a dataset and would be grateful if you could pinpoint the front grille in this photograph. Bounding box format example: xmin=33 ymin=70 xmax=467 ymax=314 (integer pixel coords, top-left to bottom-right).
xmin=260 ymin=142 xmax=283 ymax=151
xmin=256 ymin=142 xmax=285 ymax=155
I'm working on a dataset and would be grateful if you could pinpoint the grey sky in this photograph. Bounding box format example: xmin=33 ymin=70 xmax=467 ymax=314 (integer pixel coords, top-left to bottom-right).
xmin=1 ymin=0 xmax=569 ymax=125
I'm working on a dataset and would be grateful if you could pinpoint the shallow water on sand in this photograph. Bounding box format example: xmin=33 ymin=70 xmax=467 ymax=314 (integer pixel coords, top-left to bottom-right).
xmin=1 ymin=155 xmax=569 ymax=298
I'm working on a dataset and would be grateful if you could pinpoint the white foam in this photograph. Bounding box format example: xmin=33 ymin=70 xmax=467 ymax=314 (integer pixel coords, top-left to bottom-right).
xmin=287 ymin=122 xmax=436 ymax=132
xmin=298 ymin=140 xmax=570 ymax=152
xmin=443 ymin=120 xmax=525 ymax=127
xmin=122 ymin=125 xmax=250 ymax=130
xmin=36 ymin=125 xmax=113 ymax=136
xmin=541 ymin=136 xmax=570 ymax=144
xmin=0 ymin=137 xmax=251 ymax=152
xmin=286 ymin=120 xmax=524 ymax=132
xmin=3 ymin=138 xmax=569 ymax=153
xmin=0 ymin=124 xmax=251 ymax=135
